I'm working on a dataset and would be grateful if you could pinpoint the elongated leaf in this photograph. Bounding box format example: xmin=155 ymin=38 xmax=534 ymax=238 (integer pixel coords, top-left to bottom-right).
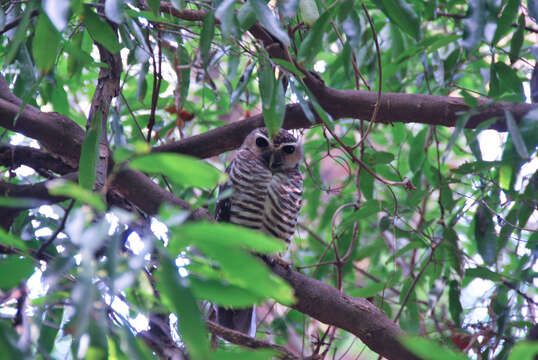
xmin=374 ymin=0 xmax=420 ymax=40
xmin=83 ymin=6 xmax=121 ymax=53
xmin=297 ymin=11 xmax=331 ymax=64
xmin=79 ymin=111 xmax=102 ymax=190
xmin=38 ymin=306 xmax=64 ymax=354
xmin=0 ymin=321 xmax=24 ymax=359
xmin=409 ymin=127 xmax=427 ymax=173
xmin=47 ymin=180 xmax=106 ymax=211
xmin=465 ymin=267 xmax=502 ymax=282
xmin=402 ymin=336 xmax=469 ymax=360
xmin=448 ymin=280 xmax=463 ymax=327
xmin=216 ymin=0 xmax=238 ymax=38
xmin=157 ymin=256 xmax=210 ymax=360
xmin=474 ymin=204 xmax=497 ymax=265
xmin=190 ymin=276 xmax=264 ymax=307
xmin=200 ymin=11 xmax=216 ymax=67
xmin=271 ymin=58 xmax=305 ymax=78
xmin=104 ymin=0 xmax=125 ymax=24
xmin=509 ymin=14 xmax=525 ymax=64
xmin=213 ymin=348 xmax=277 ymax=360
xmin=230 ymin=62 xmax=255 ymax=105
xmin=249 ymin=0 xmax=290 ymax=46
xmin=4 ymin=3 xmax=34 ymax=66
xmin=171 ymin=222 xmax=286 ymax=254
xmin=0 ymin=228 xmax=28 ymax=251
xmin=32 ymin=14 xmax=61 ymax=74
xmin=492 ymin=0 xmax=519 ymax=45
xmin=148 ymin=0 xmax=161 ymax=16
xmin=130 ymin=153 xmax=225 ymax=189
xmin=299 ymin=0 xmax=319 ymax=25
xmin=507 ymin=341 xmax=538 ymax=360
xmin=192 ymin=240 xmax=295 ymax=304
xmin=505 ymin=111 xmax=530 ymax=159
xmin=0 ymin=256 xmax=34 ymax=290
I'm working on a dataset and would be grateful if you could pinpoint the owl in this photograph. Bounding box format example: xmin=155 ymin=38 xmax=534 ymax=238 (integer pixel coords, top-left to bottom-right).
xmin=214 ymin=127 xmax=303 ymax=336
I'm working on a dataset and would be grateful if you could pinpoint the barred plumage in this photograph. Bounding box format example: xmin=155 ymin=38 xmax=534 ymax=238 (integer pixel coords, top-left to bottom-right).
xmin=215 ymin=127 xmax=303 ymax=336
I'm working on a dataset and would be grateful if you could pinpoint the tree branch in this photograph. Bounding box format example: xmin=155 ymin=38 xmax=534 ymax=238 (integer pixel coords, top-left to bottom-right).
xmin=206 ymin=320 xmax=315 ymax=360
xmin=0 ymin=144 xmax=75 ymax=176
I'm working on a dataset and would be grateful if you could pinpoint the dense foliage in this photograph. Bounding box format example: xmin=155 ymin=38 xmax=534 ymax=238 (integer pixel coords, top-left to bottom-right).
xmin=0 ymin=0 xmax=537 ymax=359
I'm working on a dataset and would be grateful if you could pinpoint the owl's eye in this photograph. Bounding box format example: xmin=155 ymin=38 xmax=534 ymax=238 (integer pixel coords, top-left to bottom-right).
xmin=256 ymin=137 xmax=269 ymax=147
xmin=282 ymin=145 xmax=295 ymax=154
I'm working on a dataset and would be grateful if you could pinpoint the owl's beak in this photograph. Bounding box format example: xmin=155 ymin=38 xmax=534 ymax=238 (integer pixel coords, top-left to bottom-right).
xmin=269 ymin=152 xmax=283 ymax=169
xmin=262 ymin=151 xmax=283 ymax=170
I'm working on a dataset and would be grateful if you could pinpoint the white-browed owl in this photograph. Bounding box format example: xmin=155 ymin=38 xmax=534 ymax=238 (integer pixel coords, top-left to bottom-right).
xmin=215 ymin=127 xmax=303 ymax=336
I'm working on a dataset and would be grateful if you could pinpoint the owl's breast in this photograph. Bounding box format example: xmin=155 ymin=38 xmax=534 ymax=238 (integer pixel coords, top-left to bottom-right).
xmin=228 ymin=153 xmax=302 ymax=243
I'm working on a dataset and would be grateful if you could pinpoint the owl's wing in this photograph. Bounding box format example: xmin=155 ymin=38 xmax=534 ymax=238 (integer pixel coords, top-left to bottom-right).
xmin=215 ymin=164 xmax=232 ymax=222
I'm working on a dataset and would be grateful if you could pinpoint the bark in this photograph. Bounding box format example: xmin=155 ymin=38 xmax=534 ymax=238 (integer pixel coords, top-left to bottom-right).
xmin=272 ymin=264 xmax=421 ymax=360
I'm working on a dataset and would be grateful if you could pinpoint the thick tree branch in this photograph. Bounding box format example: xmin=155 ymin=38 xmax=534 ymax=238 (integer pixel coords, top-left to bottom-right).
xmin=0 ymin=144 xmax=75 ymax=176
xmin=0 ymin=98 xmax=85 ymax=168
xmin=0 ymin=173 xmax=77 ymax=230
xmin=271 ymin=264 xmax=421 ymax=360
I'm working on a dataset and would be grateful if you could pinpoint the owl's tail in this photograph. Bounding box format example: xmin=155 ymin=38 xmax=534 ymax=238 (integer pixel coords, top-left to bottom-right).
xmin=216 ymin=306 xmax=256 ymax=337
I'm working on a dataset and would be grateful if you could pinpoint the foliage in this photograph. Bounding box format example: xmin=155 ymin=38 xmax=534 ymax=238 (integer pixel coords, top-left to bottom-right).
xmin=0 ymin=0 xmax=536 ymax=359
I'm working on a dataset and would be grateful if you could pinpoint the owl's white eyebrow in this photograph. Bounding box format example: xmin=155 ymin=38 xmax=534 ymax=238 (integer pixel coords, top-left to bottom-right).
xmin=279 ymin=142 xmax=297 ymax=146
xmin=255 ymin=133 xmax=269 ymax=140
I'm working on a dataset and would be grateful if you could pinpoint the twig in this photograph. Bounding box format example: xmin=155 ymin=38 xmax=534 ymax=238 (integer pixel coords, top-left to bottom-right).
xmin=36 ymin=199 xmax=75 ymax=258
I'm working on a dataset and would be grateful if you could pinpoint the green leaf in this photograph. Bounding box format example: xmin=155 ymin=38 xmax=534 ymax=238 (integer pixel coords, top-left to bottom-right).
xmin=509 ymin=14 xmax=525 ymax=64
xmin=191 ymin=241 xmax=295 ymax=305
xmin=271 ymin=58 xmax=306 ymax=78
xmin=83 ymin=6 xmax=121 ymax=54
xmin=465 ymin=267 xmax=502 ymax=282
xmin=258 ymin=56 xmax=285 ymax=139
xmin=448 ymin=280 xmax=463 ymax=327
xmin=190 ymin=276 xmax=264 ymax=307
xmin=47 ymin=180 xmax=107 ymax=212
xmin=104 ymin=0 xmax=125 ymax=24
xmin=32 ymin=14 xmax=61 ymax=75
xmin=237 ymin=2 xmax=257 ymax=30
xmin=249 ymin=0 xmax=290 ymax=46
xmin=200 ymin=11 xmax=216 ymax=67
xmin=493 ymin=62 xmax=524 ymax=99
xmin=38 ymin=306 xmax=65 ymax=354
xmin=171 ymin=222 xmax=286 ymax=254
xmin=129 ymin=153 xmax=226 ymax=189
xmin=216 ymin=0 xmax=238 ymax=38
xmin=409 ymin=127 xmax=427 ymax=173
xmin=508 ymin=341 xmax=538 ymax=360
xmin=213 ymin=347 xmax=278 ymax=360
xmin=299 ymin=0 xmax=320 ymax=25
xmin=402 ymin=336 xmax=470 ymax=360
xmin=3 ymin=3 xmax=34 ymax=66
xmin=171 ymin=0 xmax=185 ymax=9
xmin=444 ymin=114 xmax=469 ymax=159
xmin=492 ymin=0 xmax=519 ymax=45
xmin=156 ymin=256 xmax=211 ymax=360
xmin=505 ymin=111 xmax=530 ymax=160
xmin=474 ymin=204 xmax=498 ymax=265
xmin=79 ymin=111 xmax=102 ymax=190
xmin=0 ymin=228 xmax=28 ymax=251
xmin=297 ymin=11 xmax=331 ymax=65
xmin=0 ymin=321 xmax=24 ymax=359
xmin=0 ymin=256 xmax=34 ymax=290
xmin=350 ymin=281 xmax=391 ymax=298
xmin=374 ymin=0 xmax=420 ymax=40
xmin=230 ymin=62 xmax=255 ymax=105
xmin=177 ymin=45 xmax=191 ymax=106
xmin=148 ymin=0 xmax=161 ymax=15
xmin=0 ymin=196 xmax=43 ymax=208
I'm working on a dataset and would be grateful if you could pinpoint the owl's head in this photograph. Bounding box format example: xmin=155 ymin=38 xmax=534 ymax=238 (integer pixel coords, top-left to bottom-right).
xmin=241 ymin=128 xmax=302 ymax=172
